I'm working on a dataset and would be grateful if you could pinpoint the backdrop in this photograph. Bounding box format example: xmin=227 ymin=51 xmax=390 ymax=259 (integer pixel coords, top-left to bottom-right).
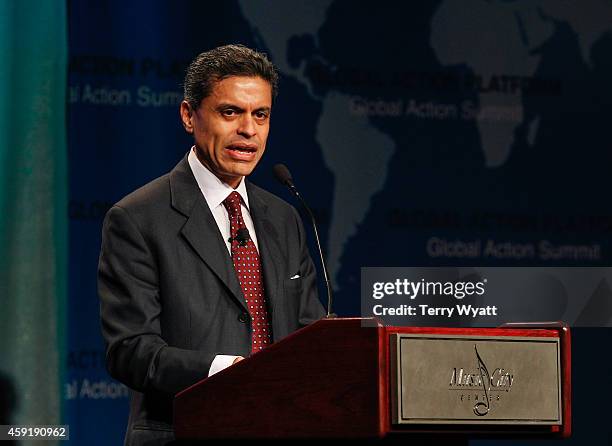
xmin=0 ymin=3 xmax=66 ymax=445
xmin=66 ymin=1 xmax=612 ymax=444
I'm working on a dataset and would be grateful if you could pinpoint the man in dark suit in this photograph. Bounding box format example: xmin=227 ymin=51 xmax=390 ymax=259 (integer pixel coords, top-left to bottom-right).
xmin=98 ymin=44 xmax=325 ymax=446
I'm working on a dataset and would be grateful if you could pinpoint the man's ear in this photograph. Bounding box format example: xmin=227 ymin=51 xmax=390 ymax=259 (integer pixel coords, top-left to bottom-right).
xmin=180 ymin=100 xmax=194 ymax=134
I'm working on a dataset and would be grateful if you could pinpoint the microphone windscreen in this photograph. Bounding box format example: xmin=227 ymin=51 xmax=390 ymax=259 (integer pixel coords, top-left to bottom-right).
xmin=236 ymin=227 xmax=250 ymax=240
xmin=272 ymin=163 xmax=293 ymax=185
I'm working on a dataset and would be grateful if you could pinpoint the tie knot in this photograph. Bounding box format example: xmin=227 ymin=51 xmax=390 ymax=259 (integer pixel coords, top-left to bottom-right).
xmin=223 ymin=191 xmax=243 ymax=217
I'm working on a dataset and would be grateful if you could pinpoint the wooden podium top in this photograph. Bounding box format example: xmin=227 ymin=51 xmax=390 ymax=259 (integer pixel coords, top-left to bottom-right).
xmin=174 ymin=318 xmax=570 ymax=439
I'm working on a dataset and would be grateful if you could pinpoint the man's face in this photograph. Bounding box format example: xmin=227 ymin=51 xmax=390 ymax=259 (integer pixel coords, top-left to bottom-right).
xmin=180 ymin=76 xmax=272 ymax=188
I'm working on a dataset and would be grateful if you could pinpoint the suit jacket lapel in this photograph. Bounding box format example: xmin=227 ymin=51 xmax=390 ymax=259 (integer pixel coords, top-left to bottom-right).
xmin=247 ymin=182 xmax=282 ymax=315
xmin=169 ymin=156 xmax=246 ymax=310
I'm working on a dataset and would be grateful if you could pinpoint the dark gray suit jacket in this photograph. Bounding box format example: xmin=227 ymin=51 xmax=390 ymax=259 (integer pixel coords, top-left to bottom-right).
xmin=98 ymin=156 xmax=325 ymax=445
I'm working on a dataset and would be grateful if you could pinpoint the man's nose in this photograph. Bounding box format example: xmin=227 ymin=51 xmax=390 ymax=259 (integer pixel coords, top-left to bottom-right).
xmin=237 ymin=115 xmax=256 ymax=137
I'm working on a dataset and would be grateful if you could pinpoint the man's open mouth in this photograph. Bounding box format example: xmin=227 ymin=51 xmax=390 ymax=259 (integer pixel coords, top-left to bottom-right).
xmin=226 ymin=144 xmax=257 ymax=153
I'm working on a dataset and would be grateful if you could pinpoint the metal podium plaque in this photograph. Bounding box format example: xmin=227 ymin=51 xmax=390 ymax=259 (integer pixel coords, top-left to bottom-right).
xmin=390 ymin=334 xmax=562 ymax=425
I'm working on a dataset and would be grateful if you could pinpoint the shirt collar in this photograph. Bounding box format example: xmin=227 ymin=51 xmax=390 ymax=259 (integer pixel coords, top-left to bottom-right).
xmin=187 ymin=147 xmax=250 ymax=210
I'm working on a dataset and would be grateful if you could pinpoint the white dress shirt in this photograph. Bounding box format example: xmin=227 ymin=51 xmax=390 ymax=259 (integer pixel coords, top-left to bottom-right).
xmin=187 ymin=148 xmax=259 ymax=253
xmin=187 ymin=147 xmax=258 ymax=376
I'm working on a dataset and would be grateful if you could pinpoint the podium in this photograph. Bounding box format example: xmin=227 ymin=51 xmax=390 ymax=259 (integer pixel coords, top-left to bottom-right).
xmin=174 ymin=318 xmax=570 ymax=439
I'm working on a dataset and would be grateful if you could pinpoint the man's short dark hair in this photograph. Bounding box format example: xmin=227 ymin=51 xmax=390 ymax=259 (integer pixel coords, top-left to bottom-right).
xmin=183 ymin=44 xmax=279 ymax=109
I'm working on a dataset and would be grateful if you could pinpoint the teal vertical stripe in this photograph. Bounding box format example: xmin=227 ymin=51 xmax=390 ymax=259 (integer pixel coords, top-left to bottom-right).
xmin=0 ymin=0 xmax=67 ymax=442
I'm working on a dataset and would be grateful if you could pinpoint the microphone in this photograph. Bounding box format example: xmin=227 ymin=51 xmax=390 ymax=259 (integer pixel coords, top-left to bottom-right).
xmin=272 ymin=163 xmax=296 ymax=189
xmin=235 ymin=227 xmax=249 ymax=246
xmin=273 ymin=163 xmax=335 ymax=318
xmin=228 ymin=227 xmax=250 ymax=247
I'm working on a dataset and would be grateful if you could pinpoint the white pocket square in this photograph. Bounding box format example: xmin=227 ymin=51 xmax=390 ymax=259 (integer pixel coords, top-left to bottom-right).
xmin=290 ymin=274 xmax=300 ymax=280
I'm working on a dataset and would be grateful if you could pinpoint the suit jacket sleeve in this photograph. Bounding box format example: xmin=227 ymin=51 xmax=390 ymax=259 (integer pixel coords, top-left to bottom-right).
xmin=98 ymin=205 xmax=213 ymax=396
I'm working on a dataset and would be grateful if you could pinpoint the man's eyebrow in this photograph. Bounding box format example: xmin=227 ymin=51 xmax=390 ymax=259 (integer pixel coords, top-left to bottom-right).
xmin=214 ymin=104 xmax=271 ymax=114
xmin=216 ymin=103 xmax=244 ymax=111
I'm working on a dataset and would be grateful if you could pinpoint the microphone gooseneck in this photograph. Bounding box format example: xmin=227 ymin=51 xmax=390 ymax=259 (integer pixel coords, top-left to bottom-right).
xmin=273 ymin=163 xmax=335 ymax=318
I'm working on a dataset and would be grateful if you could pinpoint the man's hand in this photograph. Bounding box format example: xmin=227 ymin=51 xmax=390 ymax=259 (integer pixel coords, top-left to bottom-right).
xmin=232 ymin=356 xmax=245 ymax=364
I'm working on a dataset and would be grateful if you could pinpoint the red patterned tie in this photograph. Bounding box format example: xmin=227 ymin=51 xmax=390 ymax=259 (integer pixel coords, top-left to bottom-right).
xmin=223 ymin=191 xmax=272 ymax=352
